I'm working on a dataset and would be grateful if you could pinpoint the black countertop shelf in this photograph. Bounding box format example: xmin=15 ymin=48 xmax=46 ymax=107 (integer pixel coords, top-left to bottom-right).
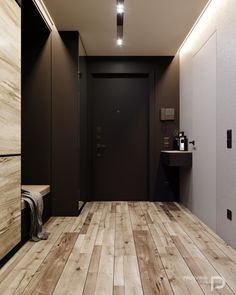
xmin=161 ymin=150 xmax=192 ymax=167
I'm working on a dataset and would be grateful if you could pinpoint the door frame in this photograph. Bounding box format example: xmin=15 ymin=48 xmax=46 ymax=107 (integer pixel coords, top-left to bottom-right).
xmin=87 ymin=71 xmax=155 ymax=202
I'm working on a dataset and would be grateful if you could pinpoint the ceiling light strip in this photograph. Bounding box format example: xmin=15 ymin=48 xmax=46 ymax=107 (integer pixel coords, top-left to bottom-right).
xmin=117 ymin=3 xmax=124 ymax=14
xmin=32 ymin=0 xmax=55 ymax=31
xmin=177 ymin=0 xmax=212 ymax=53
xmin=116 ymin=0 xmax=124 ymax=46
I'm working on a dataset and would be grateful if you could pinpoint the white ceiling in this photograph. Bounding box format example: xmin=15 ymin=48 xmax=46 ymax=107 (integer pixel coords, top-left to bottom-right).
xmin=44 ymin=0 xmax=209 ymax=56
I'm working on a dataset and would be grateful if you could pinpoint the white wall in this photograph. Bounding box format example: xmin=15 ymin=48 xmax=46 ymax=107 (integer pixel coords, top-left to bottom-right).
xmin=180 ymin=0 xmax=236 ymax=248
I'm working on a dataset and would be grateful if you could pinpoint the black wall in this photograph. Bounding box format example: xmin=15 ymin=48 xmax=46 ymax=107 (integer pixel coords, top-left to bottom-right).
xmin=79 ymin=56 xmax=88 ymax=202
xmin=22 ymin=0 xmax=52 ymax=185
xmin=22 ymin=0 xmax=180 ymax=210
xmin=22 ymin=0 xmax=81 ymax=216
xmin=85 ymin=57 xmax=179 ymax=201
xmin=51 ymin=30 xmax=80 ymax=215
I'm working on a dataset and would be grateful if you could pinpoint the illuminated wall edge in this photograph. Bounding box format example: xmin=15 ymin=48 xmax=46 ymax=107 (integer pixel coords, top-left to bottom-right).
xmin=177 ymin=0 xmax=222 ymax=55
xmin=32 ymin=0 xmax=55 ymax=31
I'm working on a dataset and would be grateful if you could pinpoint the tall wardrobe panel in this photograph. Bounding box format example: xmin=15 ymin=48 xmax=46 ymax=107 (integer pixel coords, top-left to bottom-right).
xmin=0 ymin=0 xmax=21 ymax=155
xmin=0 ymin=0 xmax=21 ymax=260
xmin=52 ymin=31 xmax=80 ymax=216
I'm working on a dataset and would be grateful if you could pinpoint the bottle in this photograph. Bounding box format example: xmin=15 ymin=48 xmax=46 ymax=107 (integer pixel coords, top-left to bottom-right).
xmin=179 ymin=133 xmax=188 ymax=151
xmin=172 ymin=129 xmax=180 ymax=150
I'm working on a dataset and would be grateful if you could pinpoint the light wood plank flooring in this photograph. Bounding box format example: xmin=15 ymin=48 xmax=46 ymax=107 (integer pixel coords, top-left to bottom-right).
xmin=1 ymin=202 xmax=236 ymax=294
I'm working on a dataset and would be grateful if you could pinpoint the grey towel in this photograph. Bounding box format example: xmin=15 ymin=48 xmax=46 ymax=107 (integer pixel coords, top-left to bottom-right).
xmin=21 ymin=190 xmax=49 ymax=242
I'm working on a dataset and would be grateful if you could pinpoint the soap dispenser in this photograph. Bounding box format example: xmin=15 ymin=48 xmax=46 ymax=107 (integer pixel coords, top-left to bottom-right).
xmin=179 ymin=132 xmax=188 ymax=151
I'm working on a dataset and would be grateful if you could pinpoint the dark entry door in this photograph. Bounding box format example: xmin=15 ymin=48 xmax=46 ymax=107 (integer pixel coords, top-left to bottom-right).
xmin=91 ymin=74 xmax=149 ymax=201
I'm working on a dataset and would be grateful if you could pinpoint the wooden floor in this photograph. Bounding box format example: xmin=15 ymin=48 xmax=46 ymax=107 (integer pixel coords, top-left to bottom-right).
xmin=1 ymin=202 xmax=236 ymax=294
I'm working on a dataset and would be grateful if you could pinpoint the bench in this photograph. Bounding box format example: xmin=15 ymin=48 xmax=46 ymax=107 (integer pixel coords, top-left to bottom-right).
xmin=21 ymin=185 xmax=50 ymax=210
xmin=0 ymin=185 xmax=52 ymax=268
xmin=21 ymin=185 xmax=51 ymax=242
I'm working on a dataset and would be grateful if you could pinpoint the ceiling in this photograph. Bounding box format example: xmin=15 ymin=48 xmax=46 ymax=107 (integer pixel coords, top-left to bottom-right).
xmin=44 ymin=0 xmax=209 ymax=56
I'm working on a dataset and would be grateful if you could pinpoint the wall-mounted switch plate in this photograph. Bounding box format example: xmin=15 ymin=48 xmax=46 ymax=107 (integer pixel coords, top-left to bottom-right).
xmin=227 ymin=209 xmax=232 ymax=221
xmin=227 ymin=129 xmax=232 ymax=149
xmin=163 ymin=136 xmax=170 ymax=148
xmin=160 ymin=108 xmax=175 ymax=121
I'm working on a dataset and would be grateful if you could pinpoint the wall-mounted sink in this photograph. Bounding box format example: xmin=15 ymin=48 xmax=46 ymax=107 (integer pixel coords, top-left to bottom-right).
xmin=161 ymin=150 xmax=192 ymax=166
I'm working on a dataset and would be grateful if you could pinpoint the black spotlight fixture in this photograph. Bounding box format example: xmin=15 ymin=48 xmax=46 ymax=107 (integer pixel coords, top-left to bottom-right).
xmin=116 ymin=0 xmax=124 ymax=46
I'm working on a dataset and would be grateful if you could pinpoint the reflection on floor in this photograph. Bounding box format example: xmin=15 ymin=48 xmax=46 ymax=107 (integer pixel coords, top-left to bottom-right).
xmin=0 ymin=202 xmax=236 ymax=294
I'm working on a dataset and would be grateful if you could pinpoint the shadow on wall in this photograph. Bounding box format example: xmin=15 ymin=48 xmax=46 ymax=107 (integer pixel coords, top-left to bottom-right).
xmin=180 ymin=167 xmax=192 ymax=207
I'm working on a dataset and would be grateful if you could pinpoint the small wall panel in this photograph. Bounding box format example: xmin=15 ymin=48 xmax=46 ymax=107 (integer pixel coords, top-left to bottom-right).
xmin=0 ymin=156 xmax=21 ymax=260
xmin=0 ymin=0 xmax=21 ymax=155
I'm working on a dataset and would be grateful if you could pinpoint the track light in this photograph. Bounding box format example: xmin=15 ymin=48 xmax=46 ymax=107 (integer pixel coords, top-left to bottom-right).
xmin=117 ymin=38 xmax=123 ymax=46
xmin=117 ymin=3 xmax=124 ymax=14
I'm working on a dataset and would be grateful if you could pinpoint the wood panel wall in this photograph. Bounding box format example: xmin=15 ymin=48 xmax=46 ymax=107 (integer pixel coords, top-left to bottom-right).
xmin=0 ymin=0 xmax=21 ymax=155
xmin=0 ymin=157 xmax=21 ymax=260
xmin=0 ymin=0 xmax=21 ymax=260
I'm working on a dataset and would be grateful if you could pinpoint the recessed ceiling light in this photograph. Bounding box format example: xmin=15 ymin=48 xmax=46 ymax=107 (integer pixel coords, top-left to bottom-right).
xmin=117 ymin=38 xmax=123 ymax=46
xmin=117 ymin=3 xmax=124 ymax=14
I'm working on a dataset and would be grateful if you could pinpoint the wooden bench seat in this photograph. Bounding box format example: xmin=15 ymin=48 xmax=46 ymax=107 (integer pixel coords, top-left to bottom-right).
xmin=21 ymin=185 xmax=50 ymax=210
xmin=0 ymin=185 xmax=52 ymax=267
